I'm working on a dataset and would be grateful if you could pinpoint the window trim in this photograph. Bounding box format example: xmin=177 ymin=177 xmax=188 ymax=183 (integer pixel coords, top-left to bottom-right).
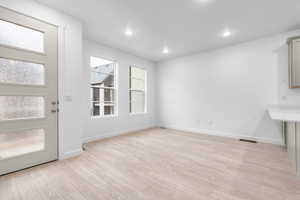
xmin=90 ymin=57 xmax=118 ymax=118
xmin=129 ymin=65 xmax=147 ymax=114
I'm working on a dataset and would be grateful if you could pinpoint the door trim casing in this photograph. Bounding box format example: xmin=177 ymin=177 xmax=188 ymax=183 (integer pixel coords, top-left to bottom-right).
xmin=57 ymin=25 xmax=83 ymax=160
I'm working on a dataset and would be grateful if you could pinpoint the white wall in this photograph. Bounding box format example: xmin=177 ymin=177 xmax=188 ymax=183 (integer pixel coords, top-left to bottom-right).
xmin=0 ymin=0 xmax=84 ymax=159
xmin=157 ymin=30 xmax=300 ymax=145
xmin=82 ymin=40 xmax=156 ymax=142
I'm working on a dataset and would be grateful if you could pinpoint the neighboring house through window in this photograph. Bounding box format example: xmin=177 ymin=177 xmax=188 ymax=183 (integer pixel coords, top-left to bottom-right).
xmin=90 ymin=56 xmax=117 ymax=117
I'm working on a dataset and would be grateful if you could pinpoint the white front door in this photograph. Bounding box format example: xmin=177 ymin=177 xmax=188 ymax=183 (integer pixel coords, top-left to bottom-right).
xmin=0 ymin=6 xmax=58 ymax=175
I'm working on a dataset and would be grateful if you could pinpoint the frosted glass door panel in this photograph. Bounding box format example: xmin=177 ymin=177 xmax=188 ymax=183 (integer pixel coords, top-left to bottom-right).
xmin=0 ymin=58 xmax=44 ymax=85
xmin=0 ymin=129 xmax=45 ymax=160
xmin=0 ymin=96 xmax=44 ymax=120
xmin=0 ymin=20 xmax=44 ymax=53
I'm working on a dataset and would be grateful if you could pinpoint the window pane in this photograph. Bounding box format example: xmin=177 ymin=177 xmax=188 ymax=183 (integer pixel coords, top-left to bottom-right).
xmin=91 ymin=64 xmax=115 ymax=87
xmin=91 ymin=73 xmax=115 ymax=87
xmin=103 ymin=74 xmax=114 ymax=87
xmin=90 ymin=57 xmax=116 ymax=117
xmin=92 ymin=87 xmax=100 ymax=101
xmin=103 ymin=88 xmax=114 ymax=103
xmin=0 ymin=20 xmax=44 ymax=53
xmin=91 ymin=102 xmax=115 ymax=116
xmin=131 ymin=67 xmax=145 ymax=80
xmin=91 ymin=88 xmax=115 ymax=116
xmin=104 ymin=106 xmax=114 ymax=115
xmin=131 ymin=78 xmax=145 ymax=90
xmin=0 ymin=129 xmax=45 ymax=160
xmin=0 ymin=58 xmax=44 ymax=85
xmin=91 ymin=102 xmax=100 ymax=116
xmin=130 ymin=91 xmax=145 ymax=113
xmin=91 ymin=88 xmax=114 ymax=103
xmin=0 ymin=96 xmax=44 ymax=120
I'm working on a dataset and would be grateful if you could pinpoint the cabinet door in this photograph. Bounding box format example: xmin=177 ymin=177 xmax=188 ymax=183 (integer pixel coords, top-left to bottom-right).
xmin=287 ymin=122 xmax=297 ymax=170
xmin=289 ymin=38 xmax=300 ymax=88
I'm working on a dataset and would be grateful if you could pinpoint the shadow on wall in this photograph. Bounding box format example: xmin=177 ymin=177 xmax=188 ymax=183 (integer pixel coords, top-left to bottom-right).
xmin=253 ymin=112 xmax=282 ymax=144
xmin=233 ymin=108 xmax=281 ymax=144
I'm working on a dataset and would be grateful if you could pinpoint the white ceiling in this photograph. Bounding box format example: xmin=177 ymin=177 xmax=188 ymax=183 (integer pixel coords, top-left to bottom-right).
xmin=36 ymin=0 xmax=300 ymax=61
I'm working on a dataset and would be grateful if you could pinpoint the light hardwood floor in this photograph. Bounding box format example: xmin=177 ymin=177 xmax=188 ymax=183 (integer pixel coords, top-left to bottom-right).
xmin=1 ymin=128 xmax=300 ymax=200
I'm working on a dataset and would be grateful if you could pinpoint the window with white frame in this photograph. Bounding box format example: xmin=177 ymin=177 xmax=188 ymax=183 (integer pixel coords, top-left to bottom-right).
xmin=90 ymin=56 xmax=117 ymax=117
xmin=129 ymin=66 xmax=146 ymax=113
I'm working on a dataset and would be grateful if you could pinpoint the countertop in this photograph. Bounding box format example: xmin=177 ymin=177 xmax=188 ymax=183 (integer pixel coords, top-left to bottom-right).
xmin=268 ymin=105 xmax=300 ymax=122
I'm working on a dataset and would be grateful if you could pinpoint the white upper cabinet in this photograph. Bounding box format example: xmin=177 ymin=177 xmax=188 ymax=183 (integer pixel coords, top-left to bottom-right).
xmin=288 ymin=37 xmax=300 ymax=88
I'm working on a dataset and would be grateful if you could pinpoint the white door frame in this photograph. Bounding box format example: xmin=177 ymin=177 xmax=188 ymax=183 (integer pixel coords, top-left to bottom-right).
xmin=57 ymin=25 xmax=66 ymax=160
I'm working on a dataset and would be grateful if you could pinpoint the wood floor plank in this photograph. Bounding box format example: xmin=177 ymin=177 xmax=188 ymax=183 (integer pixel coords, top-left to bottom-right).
xmin=1 ymin=128 xmax=300 ymax=200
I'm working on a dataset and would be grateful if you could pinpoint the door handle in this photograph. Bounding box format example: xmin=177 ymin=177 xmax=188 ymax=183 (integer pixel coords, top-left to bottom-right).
xmin=51 ymin=109 xmax=57 ymax=113
xmin=52 ymin=101 xmax=59 ymax=105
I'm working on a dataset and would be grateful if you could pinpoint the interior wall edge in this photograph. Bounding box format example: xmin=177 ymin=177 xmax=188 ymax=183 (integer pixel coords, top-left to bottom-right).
xmin=83 ymin=38 xmax=156 ymax=64
xmin=59 ymin=148 xmax=83 ymax=160
xmin=157 ymin=28 xmax=300 ymax=65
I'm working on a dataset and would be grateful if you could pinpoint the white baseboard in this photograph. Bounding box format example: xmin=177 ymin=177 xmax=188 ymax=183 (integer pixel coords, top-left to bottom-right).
xmin=60 ymin=125 xmax=156 ymax=160
xmin=59 ymin=124 xmax=282 ymax=160
xmin=59 ymin=148 xmax=83 ymax=160
xmin=162 ymin=125 xmax=283 ymax=145
xmin=83 ymin=124 xmax=157 ymax=144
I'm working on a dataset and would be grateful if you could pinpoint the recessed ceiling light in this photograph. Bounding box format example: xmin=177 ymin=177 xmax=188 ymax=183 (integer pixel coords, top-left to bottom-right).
xmin=162 ymin=47 xmax=170 ymax=54
xmin=222 ymin=30 xmax=232 ymax=38
xmin=196 ymin=0 xmax=214 ymax=4
xmin=198 ymin=0 xmax=211 ymax=3
xmin=124 ymin=28 xmax=133 ymax=37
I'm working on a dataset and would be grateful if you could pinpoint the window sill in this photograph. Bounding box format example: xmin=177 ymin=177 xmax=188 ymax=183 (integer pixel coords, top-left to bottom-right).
xmin=91 ymin=115 xmax=118 ymax=119
xmin=130 ymin=112 xmax=148 ymax=116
